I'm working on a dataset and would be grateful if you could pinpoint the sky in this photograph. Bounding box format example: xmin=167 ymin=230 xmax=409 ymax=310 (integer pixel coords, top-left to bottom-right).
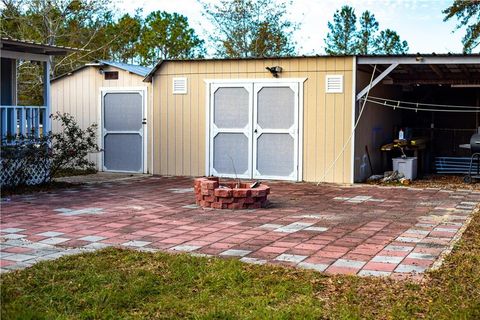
xmin=117 ymin=0 xmax=466 ymax=55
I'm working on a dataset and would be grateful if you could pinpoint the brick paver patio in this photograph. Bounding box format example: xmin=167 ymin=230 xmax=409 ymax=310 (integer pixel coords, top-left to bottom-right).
xmin=1 ymin=176 xmax=479 ymax=279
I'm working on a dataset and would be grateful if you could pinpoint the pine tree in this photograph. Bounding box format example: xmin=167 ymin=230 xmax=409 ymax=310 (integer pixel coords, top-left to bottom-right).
xmin=443 ymin=0 xmax=480 ymax=53
xmin=375 ymin=29 xmax=409 ymax=54
xmin=324 ymin=5 xmax=409 ymax=55
xmin=356 ymin=11 xmax=379 ymax=54
xmin=202 ymin=0 xmax=297 ymax=58
xmin=324 ymin=5 xmax=357 ymax=55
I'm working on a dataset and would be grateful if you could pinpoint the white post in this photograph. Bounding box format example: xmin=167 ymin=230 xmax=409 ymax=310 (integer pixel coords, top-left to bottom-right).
xmin=43 ymin=60 xmax=51 ymax=134
xmin=34 ymin=108 xmax=40 ymax=137
xmin=19 ymin=107 xmax=25 ymax=135
xmin=12 ymin=107 xmax=18 ymax=136
xmin=1 ymin=108 xmax=7 ymax=139
xmin=26 ymin=108 xmax=31 ymax=134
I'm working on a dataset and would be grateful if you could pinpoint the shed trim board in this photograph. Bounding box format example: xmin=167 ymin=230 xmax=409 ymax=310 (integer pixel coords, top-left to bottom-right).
xmin=204 ymin=78 xmax=306 ymax=181
xmin=357 ymin=56 xmax=480 ymax=65
xmin=350 ymin=56 xmax=357 ymax=184
xmin=99 ymin=86 xmax=148 ymax=173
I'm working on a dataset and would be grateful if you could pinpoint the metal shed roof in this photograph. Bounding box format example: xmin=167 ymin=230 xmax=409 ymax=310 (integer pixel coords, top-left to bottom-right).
xmin=52 ymin=60 xmax=151 ymax=82
xmin=1 ymin=37 xmax=81 ymax=55
xmin=144 ymin=53 xmax=480 ymax=82
xmin=97 ymin=60 xmax=151 ymax=77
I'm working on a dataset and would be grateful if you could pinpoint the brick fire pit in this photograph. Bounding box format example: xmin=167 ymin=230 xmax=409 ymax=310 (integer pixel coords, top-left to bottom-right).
xmin=194 ymin=177 xmax=270 ymax=209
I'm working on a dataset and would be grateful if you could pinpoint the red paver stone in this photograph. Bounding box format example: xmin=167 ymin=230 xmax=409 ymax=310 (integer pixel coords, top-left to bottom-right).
xmin=1 ymin=176 xmax=478 ymax=278
xmin=362 ymin=261 xmax=398 ymax=272
xmin=0 ymin=260 xmax=16 ymax=267
xmin=326 ymin=266 xmax=360 ymax=275
xmin=2 ymin=247 xmax=34 ymax=254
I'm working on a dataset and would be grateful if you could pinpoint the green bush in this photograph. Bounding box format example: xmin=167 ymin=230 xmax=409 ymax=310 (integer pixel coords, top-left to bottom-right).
xmin=1 ymin=112 xmax=100 ymax=187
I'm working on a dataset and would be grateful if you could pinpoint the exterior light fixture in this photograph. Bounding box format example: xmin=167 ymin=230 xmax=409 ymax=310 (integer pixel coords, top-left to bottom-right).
xmin=266 ymin=66 xmax=283 ymax=78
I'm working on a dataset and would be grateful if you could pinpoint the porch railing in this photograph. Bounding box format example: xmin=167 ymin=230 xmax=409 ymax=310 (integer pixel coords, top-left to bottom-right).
xmin=0 ymin=105 xmax=49 ymax=143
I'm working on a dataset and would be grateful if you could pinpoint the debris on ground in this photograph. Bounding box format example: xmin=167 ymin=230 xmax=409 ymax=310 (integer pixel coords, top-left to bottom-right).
xmin=368 ymin=171 xmax=411 ymax=185
xmin=367 ymin=174 xmax=480 ymax=190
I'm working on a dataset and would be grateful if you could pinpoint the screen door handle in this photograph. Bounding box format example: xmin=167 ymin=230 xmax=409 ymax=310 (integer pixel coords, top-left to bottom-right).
xmin=142 ymin=118 xmax=147 ymax=125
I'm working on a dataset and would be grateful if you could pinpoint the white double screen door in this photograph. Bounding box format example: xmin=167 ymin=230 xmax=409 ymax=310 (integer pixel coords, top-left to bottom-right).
xmin=208 ymin=80 xmax=302 ymax=181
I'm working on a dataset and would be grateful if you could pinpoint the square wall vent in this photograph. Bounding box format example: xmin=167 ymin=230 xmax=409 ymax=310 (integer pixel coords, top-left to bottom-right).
xmin=326 ymin=75 xmax=343 ymax=93
xmin=173 ymin=77 xmax=187 ymax=94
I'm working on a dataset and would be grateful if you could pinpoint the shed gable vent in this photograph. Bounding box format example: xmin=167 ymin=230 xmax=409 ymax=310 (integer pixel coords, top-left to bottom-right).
xmin=173 ymin=77 xmax=187 ymax=94
xmin=326 ymin=75 xmax=343 ymax=93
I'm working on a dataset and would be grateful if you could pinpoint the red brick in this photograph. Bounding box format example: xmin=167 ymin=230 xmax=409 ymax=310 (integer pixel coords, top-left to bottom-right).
xmin=211 ymin=202 xmax=227 ymax=209
xmin=219 ymin=197 xmax=234 ymax=204
xmin=234 ymin=198 xmax=246 ymax=205
xmin=203 ymin=195 xmax=217 ymax=202
xmin=247 ymin=202 xmax=261 ymax=209
xmin=233 ymin=188 xmax=251 ymax=197
xmin=251 ymin=189 xmax=267 ymax=197
xmin=207 ymin=176 xmax=219 ymax=182
xmin=201 ymin=188 xmax=213 ymax=196
xmin=244 ymin=197 xmax=255 ymax=204
xmin=204 ymin=180 xmax=219 ymax=190
xmin=228 ymin=203 xmax=244 ymax=210
xmin=194 ymin=178 xmax=205 ymax=188
xmin=214 ymin=189 xmax=232 ymax=197
xmin=199 ymin=200 xmax=211 ymax=208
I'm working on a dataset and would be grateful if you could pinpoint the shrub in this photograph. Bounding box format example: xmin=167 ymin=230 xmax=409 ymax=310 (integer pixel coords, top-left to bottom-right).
xmin=1 ymin=112 xmax=100 ymax=187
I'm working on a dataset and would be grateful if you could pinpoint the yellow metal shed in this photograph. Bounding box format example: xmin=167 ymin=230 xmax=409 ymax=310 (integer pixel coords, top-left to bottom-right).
xmin=146 ymin=56 xmax=356 ymax=184
xmin=51 ymin=61 xmax=153 ymax=173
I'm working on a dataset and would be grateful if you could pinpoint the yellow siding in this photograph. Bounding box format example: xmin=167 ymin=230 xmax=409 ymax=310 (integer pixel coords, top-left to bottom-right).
xmin=152 ymin=57 xmax=355 ymax=184
xmin=51 ymin=66 xmax=152 ymax=172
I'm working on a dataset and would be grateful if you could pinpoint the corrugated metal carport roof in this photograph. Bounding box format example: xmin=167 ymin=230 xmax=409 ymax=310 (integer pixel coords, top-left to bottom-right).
xmin=1 ymin=37 xmax=81 ymax=55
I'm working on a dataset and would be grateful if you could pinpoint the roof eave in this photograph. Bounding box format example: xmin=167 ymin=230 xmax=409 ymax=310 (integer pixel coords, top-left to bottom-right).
xmin=143 ymin=59 xmax=164 ymax=82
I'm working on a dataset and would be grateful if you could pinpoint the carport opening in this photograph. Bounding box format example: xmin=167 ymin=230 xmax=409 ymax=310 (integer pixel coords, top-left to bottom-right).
xmin=354 ymin=59 xmax=480 ymax=183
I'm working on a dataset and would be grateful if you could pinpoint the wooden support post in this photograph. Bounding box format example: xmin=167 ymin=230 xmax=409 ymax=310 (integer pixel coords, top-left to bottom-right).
xmin=43 ymin=60 xmax=51 ymax=133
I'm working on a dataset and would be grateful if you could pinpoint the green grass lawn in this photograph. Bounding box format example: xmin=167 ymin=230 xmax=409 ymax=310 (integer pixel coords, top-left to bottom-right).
xmin=2 ymin=211 xmax=480 ymax=319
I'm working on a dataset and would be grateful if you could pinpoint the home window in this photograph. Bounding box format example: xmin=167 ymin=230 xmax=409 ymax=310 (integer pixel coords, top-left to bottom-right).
xmin=104 ymin=71 xmax=119 ymax=80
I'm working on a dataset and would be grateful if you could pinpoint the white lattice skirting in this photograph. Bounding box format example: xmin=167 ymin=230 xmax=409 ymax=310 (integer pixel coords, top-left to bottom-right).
xmin=1 ymin=158 xmax=50 ymax=187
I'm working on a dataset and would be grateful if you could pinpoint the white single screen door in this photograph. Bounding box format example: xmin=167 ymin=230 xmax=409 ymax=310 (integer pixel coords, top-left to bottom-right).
xmin=102 ymin=91 xmax=145 ymax=173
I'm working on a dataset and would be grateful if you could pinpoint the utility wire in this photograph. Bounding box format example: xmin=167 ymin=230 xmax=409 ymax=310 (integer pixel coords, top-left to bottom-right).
xmin=367 ymin=96 xmax=480 ymax=109
xmin=316 ymin=65 xmax=377 ymax=185
xmin=362 ymin=97 xmax=480 ymax=113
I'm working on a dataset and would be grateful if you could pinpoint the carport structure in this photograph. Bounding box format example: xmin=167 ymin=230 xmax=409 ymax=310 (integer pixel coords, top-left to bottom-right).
xmin=354 ymin=54 xmax=480 ymax=182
